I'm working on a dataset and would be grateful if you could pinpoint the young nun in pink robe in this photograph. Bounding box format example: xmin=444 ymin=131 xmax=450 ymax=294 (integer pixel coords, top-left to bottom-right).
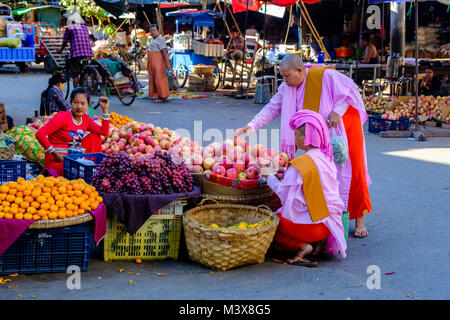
xmin=265 ymin=110 xmax=347 ymax=266
xmin=236 ymin=54 xmax=372 ymax=238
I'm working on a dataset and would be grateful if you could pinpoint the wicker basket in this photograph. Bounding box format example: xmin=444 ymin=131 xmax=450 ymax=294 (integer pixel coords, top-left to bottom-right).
xmin=191 ymin=64 xmax=216 ymax=76
xmin=183 ymin=199 xmax=279 ymax=271
xmin=200 ymin=192 xmax=274 ymax=206
xmin=28 ymin=213 xmax=93 ymax=229
xmin=0 ymin=144 xmax=16 ymax=160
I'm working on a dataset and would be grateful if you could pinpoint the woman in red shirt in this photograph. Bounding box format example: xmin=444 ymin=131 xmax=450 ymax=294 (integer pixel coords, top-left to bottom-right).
xmin=36 ymin=87 xmax=110 ymax=176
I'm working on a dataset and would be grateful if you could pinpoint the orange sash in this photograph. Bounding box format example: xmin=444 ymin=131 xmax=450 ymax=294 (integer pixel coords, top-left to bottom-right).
xmin=303 ymin=66 xmax=335 ymax=113
xmin=289 ymin=154 xmax=330 ymax=222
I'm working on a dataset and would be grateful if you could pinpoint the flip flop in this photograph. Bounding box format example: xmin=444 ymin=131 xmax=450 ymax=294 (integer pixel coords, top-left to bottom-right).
xmin=153 ymin=99 xmax=167 ymax=103
xmin=353 ymin=230 xmax=369 ymax=238
xmin=287 ymin=257 xmax=319 ymax=268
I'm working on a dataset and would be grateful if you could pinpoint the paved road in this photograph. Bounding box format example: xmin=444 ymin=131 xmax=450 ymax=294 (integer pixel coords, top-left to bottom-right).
xmin=0 ymin=68 xmax=449 ymax=300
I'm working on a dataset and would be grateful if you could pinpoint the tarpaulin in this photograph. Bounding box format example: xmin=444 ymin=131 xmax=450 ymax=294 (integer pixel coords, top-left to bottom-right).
xmin=231 ymin=0 xmax=322 ymax=14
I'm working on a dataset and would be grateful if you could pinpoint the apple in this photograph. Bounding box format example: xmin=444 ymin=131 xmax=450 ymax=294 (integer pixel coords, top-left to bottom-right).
xmin=190 ymin=165 xmax=204 ymax=174
xmin=192 ymin=154 xmax=203 ymax=166
xmin=145 ymin=145 xmax=154 ymax=154
xmin=265 ymin=148 xmax=278 ymax=159
xmin=224 ymin=139 xmax=234 ymax=148
xmin=211 ymin=162 xmax=220 ymax=171
xmin=160 ymin=140 xmax=169 ymax=149
xmin=245 ymin=166 xmax=259 ymax=179
xmin=238 ymin=172 xmax=247 ymax=180
xmin=222 ymin=143 xmax=232 ymax=155
xmin=226 ymin=168 xmax=239 ymax=179
xmin=202 ymin=147 xmax=215 ymax=159
xmin=132 ymin=146 xmax=139 ymax=155
xmin=243 ymin=152 xmax=252 ymax=165
xmin=218 ymin=156 xmax=233 ymax=169
xmin=138 ymin=144 xmax=146 ymax=153
xmin=234 ymin=136 xmax=246 ymax=148
xmin=203 ymin=157 xmax=215 ymax=170
xmin=154 ymin=145 xmax=162 ymax=152
xmin=250 ymin=144 xmax=266 ymax=157
xmin=213 ymin=165 xmax=226 ymax=176
xmin=233 ymin=160 xmax=246 ymax=173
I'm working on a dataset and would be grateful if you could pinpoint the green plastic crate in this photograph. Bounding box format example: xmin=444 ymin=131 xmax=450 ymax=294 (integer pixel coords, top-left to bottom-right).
xmin=102 ymin=201 xmax=185 ymax=261
xmin=342 ymin=211 xmax=349 ymax=243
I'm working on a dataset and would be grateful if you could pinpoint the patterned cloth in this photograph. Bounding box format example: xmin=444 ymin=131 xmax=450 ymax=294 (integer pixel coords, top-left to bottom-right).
xmin=42 ymin=86 xmax=70 ymax=115
xmin=147 ymin=35 xmax=166 ymax=52
xmin=63 ymin=24 xmax=94 ymax=59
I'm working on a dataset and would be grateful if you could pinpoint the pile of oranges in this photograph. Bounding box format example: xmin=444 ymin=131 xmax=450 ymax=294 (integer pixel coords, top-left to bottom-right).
xmin=0 ymin=176 xmax=103 ymax=220
xmin=109 ymin=112 xmax=139 ymax=129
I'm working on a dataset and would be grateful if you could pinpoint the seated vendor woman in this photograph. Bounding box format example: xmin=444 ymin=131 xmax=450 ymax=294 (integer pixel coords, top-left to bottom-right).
xmin=36 ymin=87 xmax=110 ymax=176
xmin=265 ymin=110 xmax=347 ymax=266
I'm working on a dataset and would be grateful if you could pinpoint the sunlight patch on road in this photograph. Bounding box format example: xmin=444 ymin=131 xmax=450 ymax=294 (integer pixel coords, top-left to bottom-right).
xmin=382 ymin=148 xmax=450 ymax=166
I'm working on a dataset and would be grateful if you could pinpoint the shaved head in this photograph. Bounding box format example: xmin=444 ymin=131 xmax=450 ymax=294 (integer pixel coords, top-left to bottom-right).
xmin=279 ymin=53 xmax=305 ymax=70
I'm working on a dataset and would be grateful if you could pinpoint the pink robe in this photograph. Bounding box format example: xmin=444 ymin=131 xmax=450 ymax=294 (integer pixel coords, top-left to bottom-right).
xmin=267 ymin=148 xmax=347 ymax=258
xmin=248 ymin=67 xmax=371 ymax=210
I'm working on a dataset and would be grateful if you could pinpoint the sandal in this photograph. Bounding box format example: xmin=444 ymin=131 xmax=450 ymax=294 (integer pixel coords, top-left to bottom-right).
xmin=153 ymin=98 xmax=167 ymax=103
xmin=287 ymin=257 xmax=318 ymax=268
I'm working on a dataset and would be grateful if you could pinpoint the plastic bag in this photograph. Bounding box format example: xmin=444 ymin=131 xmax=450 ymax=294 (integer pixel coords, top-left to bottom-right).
xmin=167 ymin=70 xmax=179 ymax=91
xmin=0 ymin=37 xmax=21 ymax=48
xmin=329 ymin=127 xmax=348 ymax=166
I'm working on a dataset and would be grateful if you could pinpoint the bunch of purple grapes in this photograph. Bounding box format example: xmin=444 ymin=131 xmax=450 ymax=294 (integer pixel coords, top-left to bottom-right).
xmin=92 ymin=150 xmax=193 ymax=195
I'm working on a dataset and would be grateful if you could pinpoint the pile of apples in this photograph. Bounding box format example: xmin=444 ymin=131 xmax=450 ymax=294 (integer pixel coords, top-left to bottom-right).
xmin=101 ymin=121 xmax=193 ymax=157
xmin=363 ymin=95 xmax=396 ymax=114
xmin=187 ymin=137 xmax=290 ymax=180
xmin=381 ymin=96 xmax=449 ymax=121
xmin=26 ymin=114 xmax=57 ymax=132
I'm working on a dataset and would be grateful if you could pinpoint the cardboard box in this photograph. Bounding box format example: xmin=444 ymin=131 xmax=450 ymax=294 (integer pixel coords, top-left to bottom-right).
xmin=442 ymin=104 xmax=450 ymax=121
xmin=387 ymin=96 xmax=413 ymax=111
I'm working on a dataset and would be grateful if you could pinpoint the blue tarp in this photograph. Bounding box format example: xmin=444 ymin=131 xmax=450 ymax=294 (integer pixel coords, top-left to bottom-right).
xmin=166 ymin=10 xmax=224 ymax=27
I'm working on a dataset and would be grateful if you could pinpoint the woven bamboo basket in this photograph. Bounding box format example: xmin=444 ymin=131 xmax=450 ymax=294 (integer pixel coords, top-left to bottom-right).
xmin=191 ymin=64 xmax=216 ymax=76
xmin=28 ymin=213 xmax=93 ymax=229
xmin=0 ymin=144 xmax=16 ymax=160
xmin=183 ymin=199 xmax=279 ymax=271
xmin=200 ymin=191 xmax=274 ymax=206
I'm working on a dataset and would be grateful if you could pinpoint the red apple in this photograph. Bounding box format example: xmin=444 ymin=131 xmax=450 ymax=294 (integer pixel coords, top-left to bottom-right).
xmin=190 ymin=165 xmax=204 ymax=174
xmin=265 ymin=148 xmax=278 ymax=159
xmin=245 ymin=166 xmax=259 ymax=179
xmin=218 ymin=156 xmax=233 ymax=169
xmin=192 ymin=154 xmax=203 ymax=166
xmin=226 ymin=168 xmax=239 ymax=179
xmin=233 ymin=160 xmax=246 ymax=173
xmin=213 ymin=165 xmax=226 ymax=176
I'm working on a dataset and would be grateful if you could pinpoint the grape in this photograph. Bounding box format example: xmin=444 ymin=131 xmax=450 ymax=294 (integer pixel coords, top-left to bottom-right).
xmin=92 ymin=150 xmax=193 ymax=195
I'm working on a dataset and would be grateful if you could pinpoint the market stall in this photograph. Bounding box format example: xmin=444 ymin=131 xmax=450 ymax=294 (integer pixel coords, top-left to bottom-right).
xmin=166 ymin=9 xmax=225 ymax=91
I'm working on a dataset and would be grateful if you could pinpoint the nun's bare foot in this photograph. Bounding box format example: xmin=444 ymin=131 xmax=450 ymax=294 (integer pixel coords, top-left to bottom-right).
xmin=287 ymin=243 xmax=313 ymax=264
xmin=354 ymin=216 xmax=368 ymax=238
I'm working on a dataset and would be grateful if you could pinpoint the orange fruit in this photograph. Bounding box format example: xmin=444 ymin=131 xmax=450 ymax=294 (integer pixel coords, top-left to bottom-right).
xmin=16 ymin=192 xmax=23 ymax=198
xmin=48 ymin=212 xmax=57 ymax=219
xmin=44 ymin=181 xmax=54 ymax=188
xmin=18 ymin=208 xmax=25 ymax=214
xmin=24 ymin=196 xmax=33 ymax=203
xmin=32 ymin=214 xmax=40 ymax=220
xmin=37 ymin=175 xmax=45 ymax=181
xmin=38 ymin=209 xmax=47 ymax=217
xmin=51 ymin=189 xmax=59 ymax=197
xmin=20 ymin=201 xmax=29 ymax=209
xmin=42 ymin=187 xmax=51 ymax=193
xmin=0 ymin=193 xmax=6 ymax=201
xmin=57 ymin=212 xmax=66 ymax=219
xmin=3 ymin=207 xmax=10 ymax=213
xmin=80 ymin=202 xmax=89 ymax=210
xmin=47 ymin=197 xmax=55 ymax=205
xmin=31 ymin=201 xmax=40 ymax=209
xmin=23 ymin=189 xmax=32 ymax=196
xmin=56 ymin=200 xmax=65 ymax=208
xmin=74 ymin=190 xmax=82 ymax=197
xmin=41 ymin=215 xmax=48 ymax=220
xmin=41 ymin=203 xmax=50 ymax=210
xmin=23 ymin=213 xmax=33 ymax=220
xmin=30 ymin=178 xmax=37 ymax=184
xmin=66 ymin=185 xmax=73 ymax=191
xmin=10 ymin=207 xmax=19 ymax=215
xmin=10 ymin=203 xmax=18 ymax=208
xmin=63 ymin=197 xmax=73 ymax=204
xmin=4 ymin=213 xmax=13 ymax=219
xmin=97 ymin=196 xmax=103 ymax=202
xmin=74 ymin=197 xmax=83 ymax=206
xmin=17 ymin=185 xmax=26 ymax=192
xmin=0 ymin=205 xmax=3 ymax=212
xmin=73 ymin=184 xmax=81 ymax=191
xmin=8 ymin=188 xmax=17 ymax=195
xmin=0 ymin=185 xmax=10 ymax=193
xmin=78 ymin=209 xmax=84 ymax=214
xmin=6 ymin=194 xmax=15 ymax=202
xmin=42 ymin=192 xmax=51 ymax=199
xmin=31 ymin=189 xmax=41 ymax=198
xmin=57 ymin=177 xmax=65 ymax=182
xmin=67 ymin=190 xmax=74 ymax=196
xmin=55 ymin=194 xmax=64 ymax=201
xmin=17 ymin=177 xmax=26 ymax=184
xmin=50 ymin=205 xmax=58 ymax=212
xmin=0 ymin=212 xmax=5 ymax=219
xmin=2 ymin=201 xmax=10 ymax=207
xmin=27 ymin=207 xmax=36 ymax=215
xmin=58 ymin=186 xmax=67 ymax=194
xmin=15 ymin=213 xmax=24 ymax=220
xmin=7 ymin=181 xmax=17 ymax=188
xmin=66 ymin=211 xmax=74 ymax=218
xmin=37 ymin=196 xmax=47 ymax=204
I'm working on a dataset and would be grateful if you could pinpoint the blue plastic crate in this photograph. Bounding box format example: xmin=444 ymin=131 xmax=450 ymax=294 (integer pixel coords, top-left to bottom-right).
xmin=368 ymin=116 xmax=410 ymax=134
xmin=63 ymin=153 xmax=106 ymax=185
xmin=0 ymin=47 xmax=35 ymax=62
xmin=0 ymin=160 xmax=26 ymax=184
xmin=0 ymin=223 xmax=91 ymax=275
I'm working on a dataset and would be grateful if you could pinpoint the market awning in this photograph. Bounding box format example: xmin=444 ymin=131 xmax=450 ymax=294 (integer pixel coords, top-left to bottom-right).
xmin=231 ymin=0 xmax=322 ymax=14
xmin=166 ymin=9 xmax=225 ymax=27
xmin=12 ymin=5 xmax=64 ymax=16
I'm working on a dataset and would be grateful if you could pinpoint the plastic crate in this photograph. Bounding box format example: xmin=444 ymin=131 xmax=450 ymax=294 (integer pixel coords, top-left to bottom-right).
xmin=102 ymin=200 xmax=186 ymax=261
xmin=368 ymin=115 xmax=410 ymax=134
xmin=63 ymin=153 xmax=106 ymax=185
xmin=0 ymin=47 xmax=35 ymax=62
xmin=0 ymin=160 xmax=26 ymax=185
xmin=0 ymin=223 xmax=91 ymax=275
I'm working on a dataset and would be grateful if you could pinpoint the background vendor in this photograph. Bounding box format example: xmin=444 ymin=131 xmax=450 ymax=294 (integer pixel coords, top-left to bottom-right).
xmin=35 ymin=87 xmax=110 ymax=176
xmin=40 ymin=73 xmax=70 ymax=116
xmin=419 ymin=67 xmax=441 ymax=96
